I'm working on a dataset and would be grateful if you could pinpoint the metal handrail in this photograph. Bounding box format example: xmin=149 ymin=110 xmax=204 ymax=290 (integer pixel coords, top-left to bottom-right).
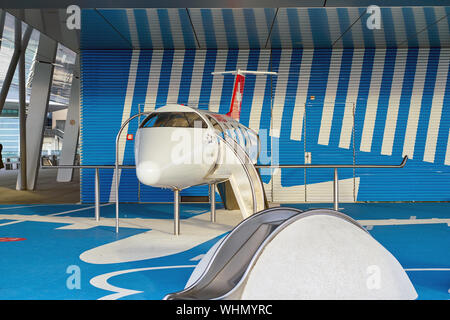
xmin=255 ymin=156 xmax=408 ymax=210
xmin=255 ymin=156 xmax=408 ymax=169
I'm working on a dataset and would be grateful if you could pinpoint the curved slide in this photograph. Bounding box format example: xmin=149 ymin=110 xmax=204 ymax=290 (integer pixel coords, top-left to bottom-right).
xmin=164 ymin=207 xmax=417 ymax=300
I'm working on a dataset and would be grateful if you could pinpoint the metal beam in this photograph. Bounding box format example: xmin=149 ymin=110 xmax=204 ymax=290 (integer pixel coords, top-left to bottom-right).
xmin=0 ymin=23 xmax=33 ymax=115
xmin=57 ymin=55 xmax=79 ymax=182
xmin=16 ymin=33 xmax=57 ymax=190
xmin=2 ymin=0 xmax=449 ymax=8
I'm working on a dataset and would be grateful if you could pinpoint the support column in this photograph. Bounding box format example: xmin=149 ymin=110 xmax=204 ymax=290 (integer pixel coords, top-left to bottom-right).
xmin=210 ymin=183 xmax=216 ymax=223
xmin=333 ymin=168 xmax=339 ymax=211
xmin=17 ymin=20 xmax=27 ymax=190
xmin=57 ymin=55 xmax=79 ymax=182
xmin=174 ymin=189 xmax=180 ymax=235
xmin=16 ymin=33 xmax=57 ymax=190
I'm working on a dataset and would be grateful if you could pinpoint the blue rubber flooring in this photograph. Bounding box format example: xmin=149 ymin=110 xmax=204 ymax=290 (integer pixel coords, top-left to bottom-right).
xmin=0 ymin=203 xmax=448 ymax=300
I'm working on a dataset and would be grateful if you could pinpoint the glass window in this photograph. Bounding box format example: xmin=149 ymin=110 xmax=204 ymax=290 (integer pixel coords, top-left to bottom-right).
xmin=140 ymin=112 xmax=207 ymax=128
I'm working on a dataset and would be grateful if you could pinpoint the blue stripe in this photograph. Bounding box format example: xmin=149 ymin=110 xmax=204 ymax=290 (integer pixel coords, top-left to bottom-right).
xmin=286 ymin=9 xmax=302 ymax=48
xmin=381 ymin=8 xmax=397 ymax=47
xmin=391 ymin=48 xmax=420 ymax=157
xmin=402 ymin=8 xmax=419 ymax=48
xmin=218 ymin=49 xmax=239 ymax=114
xmin=434 ymin=61 xmax=450 ymax=166
xmin=414 ymin=48 xmax=440 ymax=161
xmin=134 ymin=9 xmax=153 ymax=48
xmin=329 ymin=48 xmax=354 ymax=147
xmin=243 ymin=9 xmax=260 ymax=48
xmin=198 ymin=49 xmax=217 ymax=109
xmin=80 ymin=50 xmax=133 ymax=202
xmin=359 ymin=7 xmax=376 ymax=48
xmin=423 ymin=8 xmax=440 ymax=47
xmin=260 ymin=49 xmax=281 ymax=183
xmin=157 ymin=9 xmax=174 ymax=48
xmin=309 ymin=8 xmax=332 ymax=48
xmin=201 ymin=9 xmax=217 ymax=49
xmin=305 ymin=49 xmax=333 ymax=107
xmin=337 ymin=8 xmax=353 ymax=48
xmin=222 ymin=9 xmax=239 ymax=48
xmin=239 ymin=49 xmax=260 ymax=126
xmin=280 ymin=49 xmax=304 ymax=187
xmin=177 ymin=50 xmax=196 ymax=105
xmin=265 ymin=8 xmax=280 ymax=48
xmin=178 ymin=9 xmax=197 ymax=49
xmin=122 ymin=51 xmax=154 ymax=202
xmin=155 ymin=50 xmax=175 ymax=107
xmin=371 ymin=48 xmax=397 ymax=155
xmin=354 ymin=48 xmax=376 ymax=152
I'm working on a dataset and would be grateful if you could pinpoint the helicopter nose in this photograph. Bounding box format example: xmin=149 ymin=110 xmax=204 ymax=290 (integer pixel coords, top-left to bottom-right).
xmin=136 ymin=160 xmax=161 ymax=185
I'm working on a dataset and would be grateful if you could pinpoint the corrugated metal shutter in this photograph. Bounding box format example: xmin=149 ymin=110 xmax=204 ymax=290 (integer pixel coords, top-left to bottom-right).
xmin=80 ymin=47 xmax=450 ymax=203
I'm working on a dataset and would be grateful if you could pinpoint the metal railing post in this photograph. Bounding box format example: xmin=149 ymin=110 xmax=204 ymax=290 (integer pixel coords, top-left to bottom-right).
xmin=95 ymin=167 xmax=100 ymax=221
xmin=114 ymin=112 xmax=152 ymax=234
xmin=210 ymin=183 xmax=216 ymax=223
xmin=174 ymin=189 xmax=180 ymax=235
xmin=333 ymin=168 xmax=339 ymax=211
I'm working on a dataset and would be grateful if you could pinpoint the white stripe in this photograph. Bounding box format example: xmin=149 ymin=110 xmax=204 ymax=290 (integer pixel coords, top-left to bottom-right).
xmin=188 ymin=50 xmax=207 ymax=106
xmin=166 ymin=50 xmax=185 ymax=104
xmin=275 ymin=9 xmax=292 ymax=48
xmin=445 ymin=129 xmax=450 ymax=166
xmin=188 ymin=9 xmax=205 ymax=47
xmin=236 ymin=49 xmax=249 ymax=69
xmin=232 ymin=9 xmax=249 ymax=49
xmin=318 ymin=49 xmax=343 ymax=146
xmin=270 ymin=50 xmax=292 ymax=137
xmin=298 ymin=9 xmax=314 ymax=48
xmin=126 ymin=9 xmax=139 ymax=48
xmin=167 ymin=9 xmax=185 ymax=48
xmin=213 ymin=9 xmax=228 ymax=49
xmin=254 ymin=8 xmax=271 ymax=48
xmin=347 ymin=8 xmax=364 ymax=48
xmin=339 ymin=49 xmax=364 ymax=149
xmin=327 ymin=8 xmax=343 ymax=47
xmin=360 ymin=49 xmax=387 ymax=152
xmin=402 ymin=48 xmax=430 ymax=159
xmin=209 ymin=50 xmax=228 ymax=112
xmin=248 ymin=50 xmax=271 ymax=131
xmin=290 ymin=49 xmax=313 ymax=141
xmin=423 ymin=50 xmax=450 ymax=163
xmin=110 ymin=50 xmax=140 ymax=202
xmin=435 ymin=7 xmax=450 ymax=47
xmin=143 ymin=50 xmax=164 ymax=111
xmin=146 ymin=9 xmax=163 ymax=48
xmin=413 ymin=7 xmax=430 ymax=48
xmin=381 ymin=49 xmax=408 ymax=156
xmin=91 ymin=265 xmax=195 ymax=300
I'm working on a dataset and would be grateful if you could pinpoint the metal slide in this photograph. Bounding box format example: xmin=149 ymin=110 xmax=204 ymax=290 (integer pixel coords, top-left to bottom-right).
xmin=163 ymin=207 xmax=303 ymax=300
xmin=163 ymin=208 xmax=367 ymax=300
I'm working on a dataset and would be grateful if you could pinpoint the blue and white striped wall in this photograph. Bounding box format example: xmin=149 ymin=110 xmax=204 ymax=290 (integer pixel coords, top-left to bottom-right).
xmin=80 ymin=47 xmax=450 ymax=203
xmin=81 ymin=7 xmax=450 ymax=49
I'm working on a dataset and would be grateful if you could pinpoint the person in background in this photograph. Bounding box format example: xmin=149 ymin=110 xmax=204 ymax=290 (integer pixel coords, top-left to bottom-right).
xmin=0 ymin=144 xmax=4 ymax=169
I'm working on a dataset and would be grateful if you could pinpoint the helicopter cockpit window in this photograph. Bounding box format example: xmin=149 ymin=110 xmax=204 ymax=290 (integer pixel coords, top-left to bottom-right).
xmin=140 ymin=112 xmax=207 ymax=128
